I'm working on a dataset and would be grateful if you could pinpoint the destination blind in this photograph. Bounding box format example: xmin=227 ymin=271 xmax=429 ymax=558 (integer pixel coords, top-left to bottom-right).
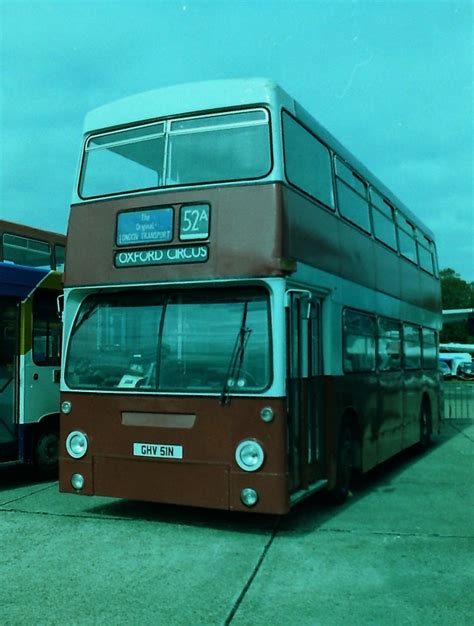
xmin=115 ymin=245 xmax=209 ymax=268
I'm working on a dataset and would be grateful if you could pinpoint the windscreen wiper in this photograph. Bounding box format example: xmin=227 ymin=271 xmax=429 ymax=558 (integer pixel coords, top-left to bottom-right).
xmin=70 ymin=299 xmax=100 ymax=337
xmin=220 ymin=302 xmax=252 ymax=406
xmin=154 ymin=295 xmax=169 ymax=390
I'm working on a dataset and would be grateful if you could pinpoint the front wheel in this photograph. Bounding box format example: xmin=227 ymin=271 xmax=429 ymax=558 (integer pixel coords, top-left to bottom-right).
xmin=327 ymin=426 xmax=353 ymax=505
xmin=34 ymin=428 xmax=59 ymax=479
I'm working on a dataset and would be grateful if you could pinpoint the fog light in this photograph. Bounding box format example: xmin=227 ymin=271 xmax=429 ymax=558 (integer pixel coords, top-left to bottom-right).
xmin=71 ymin=473 xmax=85 ymax=490
xmin=235 ymin=440 xmax=265 ymax=472
xmin=260 ymin=406 xmax=274 ymax=422
xmin=66 ymin=431 xmax=88 ymax=459
xmin=241 ymin=488 xmax=259 ymax=507
xmin=61 ymin=401 xmax=72 ymax=414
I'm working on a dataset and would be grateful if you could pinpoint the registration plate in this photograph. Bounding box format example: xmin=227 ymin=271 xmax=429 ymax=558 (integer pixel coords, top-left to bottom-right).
xmin=133 ymin=442 xmax=183 ymax=459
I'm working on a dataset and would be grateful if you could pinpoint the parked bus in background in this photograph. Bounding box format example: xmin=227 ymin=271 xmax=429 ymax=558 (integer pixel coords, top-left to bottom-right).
xmin=0 ymin=221 xmax=65 ymax=476
xmin=0 ymin=220 xmax=65 ymax=271
xmin=59 ymin=79 xmax=442 ymax=513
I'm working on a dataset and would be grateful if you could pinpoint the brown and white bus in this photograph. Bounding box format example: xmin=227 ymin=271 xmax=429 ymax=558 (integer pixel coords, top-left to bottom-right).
xmin=59 ymin=79 xmax=442 ymax=513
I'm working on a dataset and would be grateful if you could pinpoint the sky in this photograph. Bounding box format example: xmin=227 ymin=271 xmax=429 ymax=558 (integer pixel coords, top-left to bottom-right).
xmin=1 ymin=0 xmax=473 ymax=280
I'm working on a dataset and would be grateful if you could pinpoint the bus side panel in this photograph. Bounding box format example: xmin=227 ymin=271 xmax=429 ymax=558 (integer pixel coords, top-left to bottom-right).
xmin=402 ymin=371 xmax=424 ymax=448
xmin=374 ymin=243 xmax=401 ymax=302
xmin=281 ymin=187 xmax=342 ymax=279
xmin=400 ymin=260 xmax=422 ymax=313
xmin=337 ymin=222 xmax=376 ymax=296
xmin=424 ymin=371 xmax=442 ymax=433
xmin=282 ymin=186 xmax=441 ymax=316
xmin=377 ymin=370 xmax=404 ymax=463
xmin=20 ymin=354 xmax=60 ymax=426
xmin=327 ymin=374 xmax=379 ymax=475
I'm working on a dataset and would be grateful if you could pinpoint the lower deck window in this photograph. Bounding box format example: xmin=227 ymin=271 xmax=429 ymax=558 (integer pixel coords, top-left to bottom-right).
xmin=378 ymin=319 xmax=402 ymax=371
xmin=422 ymin=328 xmax=437 ymax=369
xmin=343 ymin=309 xmax=376 ymax=372
xmin=65 ymin=287 xmax=271 ymax=393
xmin=403 ymin=324 xmax=421 ymax=369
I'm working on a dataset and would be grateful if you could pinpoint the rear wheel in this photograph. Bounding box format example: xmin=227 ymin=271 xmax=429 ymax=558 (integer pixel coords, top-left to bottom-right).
xmin=327 ymin=426 xmax=353 ymax=505
xmin=34 ymin=428 xmax=59 ymax=479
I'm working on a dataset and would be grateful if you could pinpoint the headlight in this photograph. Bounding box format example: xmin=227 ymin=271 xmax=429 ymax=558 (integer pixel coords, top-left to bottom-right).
xmin=235 ymin=440 xmax=265 ymax=472
xmin=260 ymin=406 xmax=274 ymax=422
xmin=241 ymin=488 xmax=259 ymax=507
xmin=71 ymin=473 xmax=85 ymax=490
xmin=65 ymin=431 xmax=88 ymax=459
xmin=61 ymin=401 xmax=72 ymax=414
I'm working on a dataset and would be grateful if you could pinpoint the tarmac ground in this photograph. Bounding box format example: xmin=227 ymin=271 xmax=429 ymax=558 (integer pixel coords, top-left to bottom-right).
xmin=0 ymin=417 xmax=473 ymax=626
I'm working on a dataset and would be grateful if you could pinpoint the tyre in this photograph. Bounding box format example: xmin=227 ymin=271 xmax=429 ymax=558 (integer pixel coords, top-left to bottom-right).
xmin=327 ymin=426 xmax=353 ymax=505
xmin=34 ymin=428 xmax=59 ymax=479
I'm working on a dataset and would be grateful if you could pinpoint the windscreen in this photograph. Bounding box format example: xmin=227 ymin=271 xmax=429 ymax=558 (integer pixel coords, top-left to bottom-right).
xmin=79 ymin=109 xmax=272 ymax=198
xmin=65 ymin=287 xmax=271 ymax=393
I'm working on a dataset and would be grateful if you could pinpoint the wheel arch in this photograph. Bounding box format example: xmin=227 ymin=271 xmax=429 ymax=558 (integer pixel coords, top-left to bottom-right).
xmin=35 ymin=413 xmax=60 ymax=478
xmin=36 ymin=411 xmax=60 ymax=434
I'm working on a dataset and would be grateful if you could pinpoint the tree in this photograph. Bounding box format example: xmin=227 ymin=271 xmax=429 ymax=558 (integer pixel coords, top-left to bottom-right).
xmin=440 ymin=268 xmax=474 ymax=343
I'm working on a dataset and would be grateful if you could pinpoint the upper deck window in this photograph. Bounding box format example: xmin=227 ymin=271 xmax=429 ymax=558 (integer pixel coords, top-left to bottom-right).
xmin=79 ymin=109 xmax=272 ymax=198
xmin=371 ymin=189 xmax=397 ymax=250
xmin=282 ymin=112 xmax=334 ymax=209
xmin=398 ymin=214 xmax=418 ymax=264
xmin=2 ymin=233 xmax=51 ymax=269
xmin=417 ymin=235 xmax=435 ymax=275
xmin=335 ymin=158 xmax=370 ymax=233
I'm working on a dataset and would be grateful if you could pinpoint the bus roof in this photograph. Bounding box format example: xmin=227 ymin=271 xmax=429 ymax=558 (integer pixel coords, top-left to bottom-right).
xmin=0 ymin=220 xmax=66 ymax=242
xmin=0 ymin=263 xmax=50 ymax=298
xmin=82 ymin=78 xmax=434 ymax=241
xmin=83 ymin=78 xmax=292 ymax=134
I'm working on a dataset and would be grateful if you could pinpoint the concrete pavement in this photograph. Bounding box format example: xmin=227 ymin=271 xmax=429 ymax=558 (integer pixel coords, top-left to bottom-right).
xmin=0 ymin=419 xmax=473 ymax=625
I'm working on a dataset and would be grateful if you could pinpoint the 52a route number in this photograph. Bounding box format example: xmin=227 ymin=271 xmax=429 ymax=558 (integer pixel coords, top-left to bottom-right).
xmin=180 ymin=204 xmax=210 ymax=240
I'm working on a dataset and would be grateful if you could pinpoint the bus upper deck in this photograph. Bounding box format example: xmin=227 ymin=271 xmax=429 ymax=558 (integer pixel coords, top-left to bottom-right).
xmin=65 ymin=79 xmax=439 ymax=315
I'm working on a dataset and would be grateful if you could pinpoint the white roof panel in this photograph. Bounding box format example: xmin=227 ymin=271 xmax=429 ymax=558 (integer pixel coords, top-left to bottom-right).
xmin=84 ymin=78 xmax=293 ymax=134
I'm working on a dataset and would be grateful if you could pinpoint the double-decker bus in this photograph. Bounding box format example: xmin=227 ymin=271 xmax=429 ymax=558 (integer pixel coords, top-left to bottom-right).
xmin=59 ymin=79 xmax=442 ymax=513
xmin=1 ymin=221 xmax=65 ymax=475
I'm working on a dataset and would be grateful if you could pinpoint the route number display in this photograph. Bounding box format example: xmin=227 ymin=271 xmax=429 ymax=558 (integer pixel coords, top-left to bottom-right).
xmin=180 ymin=204 xmax=210 ymax=240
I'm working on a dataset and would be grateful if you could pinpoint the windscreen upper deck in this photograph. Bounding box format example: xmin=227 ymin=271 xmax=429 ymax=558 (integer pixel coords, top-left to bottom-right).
xmin=79 ymin=109 xmax=272 ymax=199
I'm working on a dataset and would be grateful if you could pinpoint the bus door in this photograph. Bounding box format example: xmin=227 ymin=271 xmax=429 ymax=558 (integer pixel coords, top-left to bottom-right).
xmin=287 ymin=291 xmax=323 ymax=492
xmin=0 ymin=300 xmax=19 ymax=461
xmin=23 ymin=290 xmax=62 ymax=424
